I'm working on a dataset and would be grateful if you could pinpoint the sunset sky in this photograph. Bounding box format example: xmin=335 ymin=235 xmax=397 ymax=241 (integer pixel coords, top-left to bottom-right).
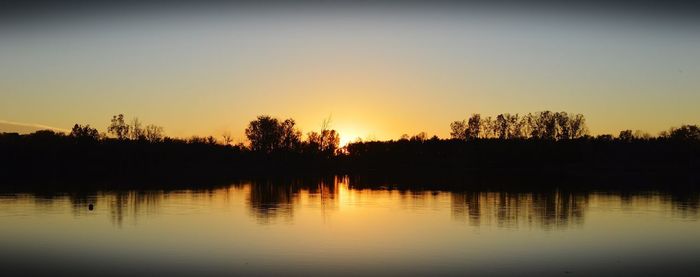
xmin=1 ymin=2 xmax=699 ymax=144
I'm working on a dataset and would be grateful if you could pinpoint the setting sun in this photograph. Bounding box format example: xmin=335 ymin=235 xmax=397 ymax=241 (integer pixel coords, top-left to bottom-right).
xmin=336 ymin=128 xmax=363 ymax=147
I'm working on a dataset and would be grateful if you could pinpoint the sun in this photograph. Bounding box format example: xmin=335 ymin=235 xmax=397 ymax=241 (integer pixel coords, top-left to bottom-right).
xmin=339 ymin=133 xmax=355 ymax=147
xmin=336 ymin=127 xmax=363 ymax=147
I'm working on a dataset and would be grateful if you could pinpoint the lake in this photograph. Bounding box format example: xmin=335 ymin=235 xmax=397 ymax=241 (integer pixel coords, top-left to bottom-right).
xmin=1 ymin=176 xmax=699 ymax=276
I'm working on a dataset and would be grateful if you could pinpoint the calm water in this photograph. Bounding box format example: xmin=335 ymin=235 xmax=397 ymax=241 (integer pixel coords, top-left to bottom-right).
xmin=1 ymin=177 xmax=699 ymax=276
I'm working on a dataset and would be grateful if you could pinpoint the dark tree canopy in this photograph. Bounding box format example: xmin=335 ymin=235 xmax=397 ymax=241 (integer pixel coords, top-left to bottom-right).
xmin=618 ymin=130 xmax=634 ymax=142
xmin=307 ymin=129 xmax=340 ymax=155
xmin=1 ymin=112 xmax=699 ymax=186
xmin=467 ymin=114 xmax=482 ymax=140
xmin=245 ymin=116 xmax=302 ymax=153
xmin=280 ymin=119 xmax=302 ymax=151
xmin=668 ymin=125 xmax=700 ymax=140
xmin=70 ymin=124 xmax=99 ymax=140
xmin=108 ymin=114 xmax=130 ymax=140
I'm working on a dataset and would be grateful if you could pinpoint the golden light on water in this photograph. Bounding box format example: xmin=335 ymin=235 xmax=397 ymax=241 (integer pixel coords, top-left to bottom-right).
xmin=2 ymin=175 xmax=700 ymax=275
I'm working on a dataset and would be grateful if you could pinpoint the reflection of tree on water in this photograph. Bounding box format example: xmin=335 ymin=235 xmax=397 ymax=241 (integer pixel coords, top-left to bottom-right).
xmin=108 ymin=190 xmax=162 ymax=227
xmin=247 ymin=180 xmax=295 ymax=224
xmin=2 ymin=179 xmax=698 ymax=229
xmin=670 ymin=192 xmax=700 ymax=218
xmin=451 ymin=191 xmax=588 ymax=230
xmin=306 ymin=176 xmax=339 ymax=223
xmin=67 ymin=187 xmax=230 ymax=226
xmin=247 ymin=176 xmax=339 ymax=224
xmin=451 ymin=190 xmax=700 ymax=229
xmin=68 ymin=191 xmax=98 ymax=216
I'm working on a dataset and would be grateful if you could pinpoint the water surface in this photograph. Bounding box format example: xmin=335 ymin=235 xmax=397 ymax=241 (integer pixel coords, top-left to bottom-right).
xmin=1 ymin=177 xmax=699 ymax=276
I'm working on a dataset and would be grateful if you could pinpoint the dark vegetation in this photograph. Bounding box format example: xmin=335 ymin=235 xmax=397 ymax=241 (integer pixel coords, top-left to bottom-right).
xmin=1 ymin=112 xmax=698 ymax=189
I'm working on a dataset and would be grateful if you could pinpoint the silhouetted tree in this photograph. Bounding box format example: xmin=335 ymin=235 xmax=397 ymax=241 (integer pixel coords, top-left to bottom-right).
xmin=308 ymin=129 xmax=340 ymax=155
xmin=633 ymin=130 xmax=652 ymax=140
xmin=467 ymin=114 xmax=481 ymax=140
xmin=568 ymin=114 xmax=588 ymax=139
xmin=494 ymin=114 xmax=510 ymax=139
xmin=304 ymin=116 xmax=341 ymax=156
xmin=188 ymin=136 xmax=206 ymax=144
xmin=323 ymin=129 xmax=340 ymax=154
xmin=527 ymin=111 xmax=558 ymax=140
xmin=554 ymin=112 xmax=571 ymax=140
xmin=129 ymin=118 xmax=145 ymax=140
xmin=145 ymin=124 xmax=164 ymax=143
xmin=188 ymin=136 xmax=217 ymax=145
xmin=410 ymin=132 xmax=428 ymax=142
xmin=460 ymin=111 xmax=587 ymax=141
xmin=70 ymin=124 xmax=99 ymax=141
xmin=206 ymin=136 xmax=218 ymax=145
xmin=245 ymin=116 xmax=301 ymax=153
xmin=279 ymin=119 xmax=302 ymax=151
xmin=27 ymin=129 xmax=64 ymax=139
xmin=108 ymin=114 xmax=130 ymax=140
xmin=509 ymin=114 xmax=526 ymax=139
xmin=245 ymin=116 xmax=282 ymax=153
xmin=2 ymin=111 xmax=700 ymax=185
xmin=481 ymin=116 xmax=495 ymax=138
xmin=668 ymin=125 xmax=700 ymax=140
xmin=596 ymin=134 xmax=614 ymax=141
xmin=450 ymin=120 xmax=467 ymax=140
xmin=221 ymin=131 xmax=233 ymax=146
xmin=618 ymin=130 xmax=634 ymax=142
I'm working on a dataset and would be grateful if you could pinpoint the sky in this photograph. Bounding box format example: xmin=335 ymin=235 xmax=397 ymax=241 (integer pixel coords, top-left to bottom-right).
xmin=1 ymin=1 xmax=699 ymax=144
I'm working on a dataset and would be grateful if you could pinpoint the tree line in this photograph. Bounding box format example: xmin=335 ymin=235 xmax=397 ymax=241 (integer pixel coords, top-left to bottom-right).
xmin=449 ymin=111 xmax=588 ymax=140
xmin=448 ymin=111 xmax=700 ymax=142
xmin=244 ymin=116 xmax=339 ymax=157
xmin=3 ymin=111 xmax=699 ymax=150
xmin=1 ymin=111 xmax=698 ymax=186
xmin=62 ymin=114 xmax=341 ymax=155
xmin=5 ymin=111 xmax=700 ymax=152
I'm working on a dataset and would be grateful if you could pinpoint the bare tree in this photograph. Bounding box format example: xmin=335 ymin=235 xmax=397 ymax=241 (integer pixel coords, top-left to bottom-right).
xmin=307 ymin=115 xmax=340 ymax=155
xmin=495 ymin=114 xmax=509 ymax=139
xmin=481 ymin=116 xmax=495 ymax=139
xmin=129 ymin=118 xmax=145 ymax=140
xmin=221 ymin=131 xmax=233 ymax=146
xmin=145 ymin=124 xmax=164 ymax=143
xmin=319 ymin=115 xmax=333 ymax=151
xmin=206 ymin=136 xmax=218 ymax=145
xmin=320 ymin=115 xmax=332 ymax=149
xmin=508 ymin=114 xmax=525 ymax=139
xmin=569 ymin=114 xmax=588 ymax=139
xmin=554 ymin=112 xmax=571 ymax=140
